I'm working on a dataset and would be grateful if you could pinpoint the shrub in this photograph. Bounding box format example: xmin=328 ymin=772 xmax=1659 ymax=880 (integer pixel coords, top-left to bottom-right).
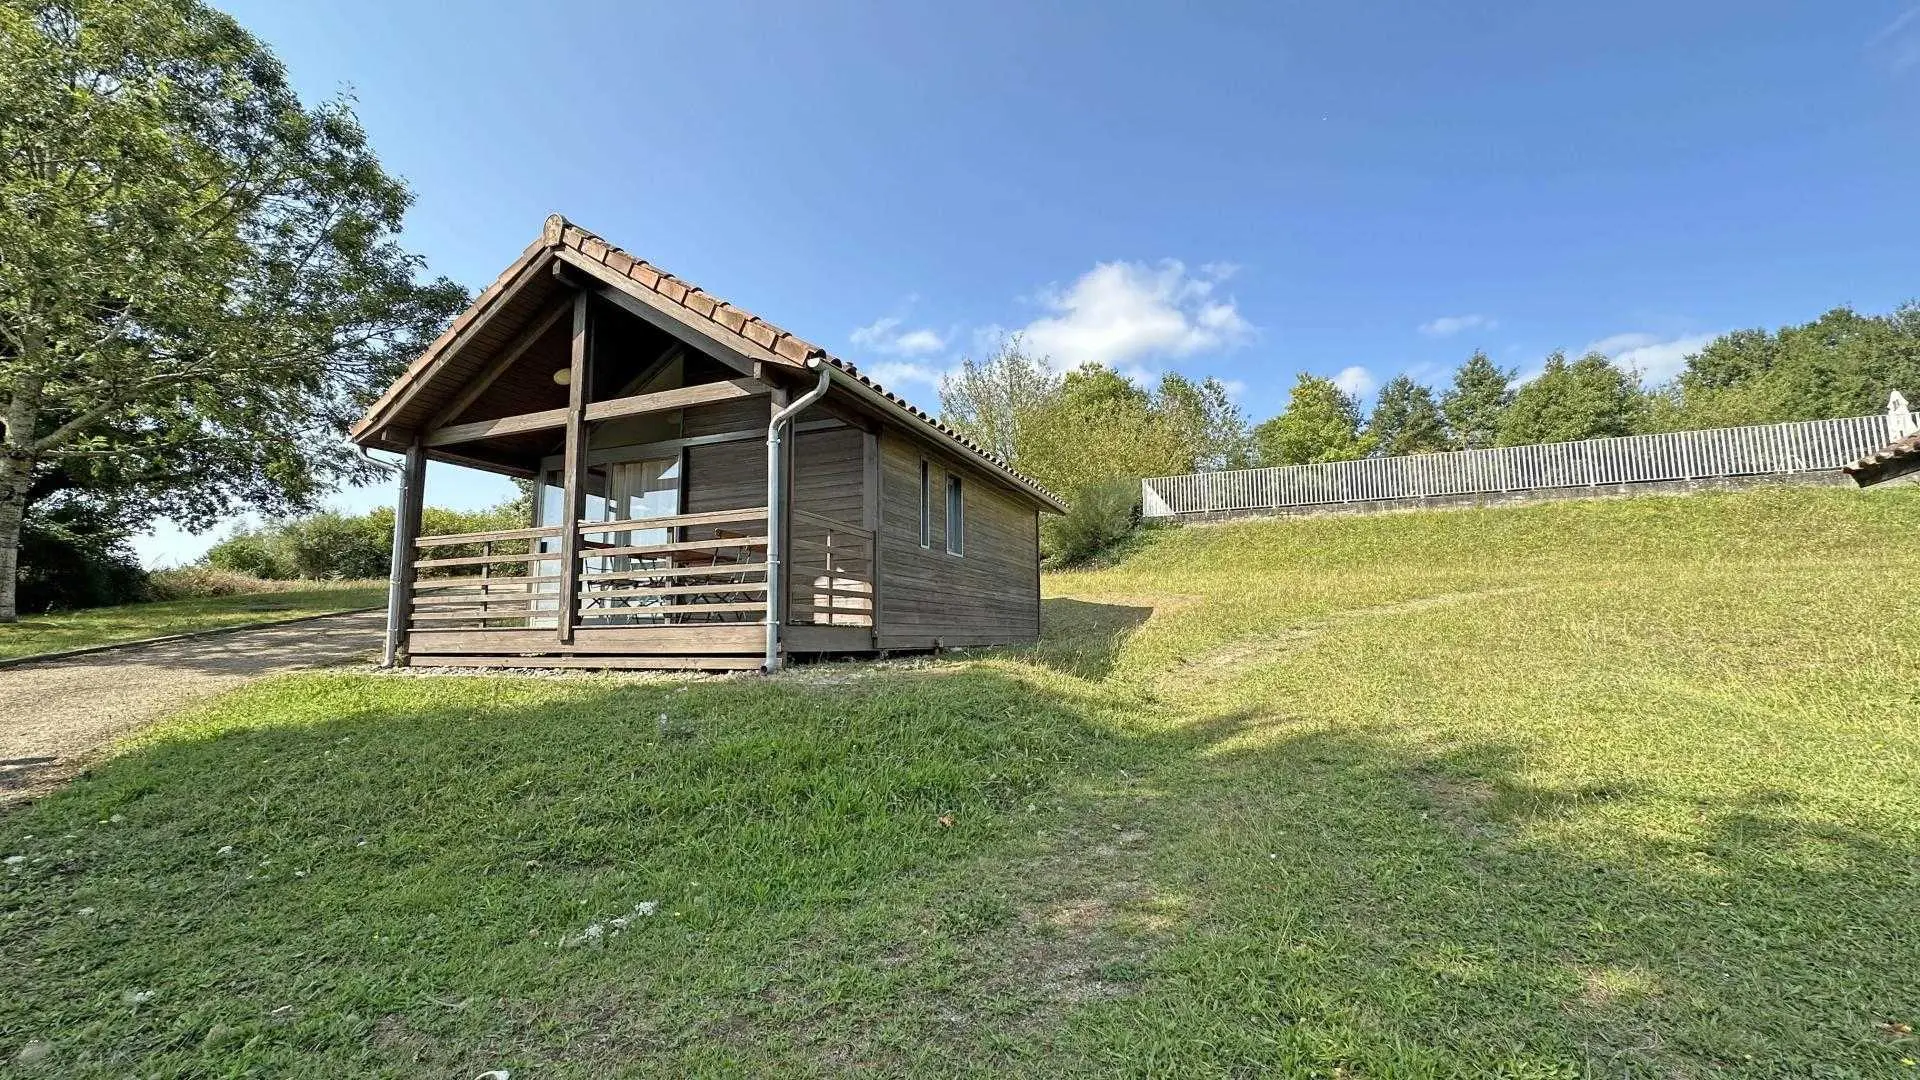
xmin=205 ymin=528 xmax=295 ymax=579
xmin=1044 ymin=478 xmax=1140 ymax=566
xmin=145 ymin=567 xmax=287 ymax=601
xmin=280 ymin=512 xmax=390 ymax=581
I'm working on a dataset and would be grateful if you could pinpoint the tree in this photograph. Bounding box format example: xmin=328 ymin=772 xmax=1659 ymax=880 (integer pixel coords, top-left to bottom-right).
xmin=936 ymin=335 xmax=1059 ymax=463
xmin=1497 ymin=351 xmax=1646 ymax=446
xmin=1015 ymin=364 xmax=1188 ymax=496
xmin=1647 ymin=305 xmax=1920 ymax=431
xmin=1252 ymin=373 xmax=1374 ymax=465
xmin=1155 ymin=373 xmax=1255 ymax=471
xmin=1367 ymin=375 xmax=1448 ymax=456
xmin=0 ymin=0 xmax=466 ymax=620
xmin=1439 ymin=351 xmax=1514 ymax=450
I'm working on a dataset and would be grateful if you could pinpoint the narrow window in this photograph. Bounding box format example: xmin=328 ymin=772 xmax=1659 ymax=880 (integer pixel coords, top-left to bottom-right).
xmin=946 ymin=474 xmax=964 ymax=556
xmin=917 ymin=460 xmax=931 ymax=548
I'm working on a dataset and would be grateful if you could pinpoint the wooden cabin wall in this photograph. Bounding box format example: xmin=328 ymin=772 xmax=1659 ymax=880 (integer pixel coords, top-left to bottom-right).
xmin=791 ymin=427 xmax=866 ymax=525
xmin=681 ymin=397 xmax=768 ymax=542
xmin=874 ymin=428 xmax=1041 ymax=649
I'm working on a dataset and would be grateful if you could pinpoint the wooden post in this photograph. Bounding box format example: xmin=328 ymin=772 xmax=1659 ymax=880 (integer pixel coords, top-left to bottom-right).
xmin=556 ymin=292 xmax=592 ymax=644
xmin=383 ymin=438 xmax=426 ymax=666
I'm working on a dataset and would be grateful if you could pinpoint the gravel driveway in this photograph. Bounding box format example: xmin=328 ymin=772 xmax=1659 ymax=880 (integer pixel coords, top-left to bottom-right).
xmin=0 ymin=610 xmax=385 ymax=808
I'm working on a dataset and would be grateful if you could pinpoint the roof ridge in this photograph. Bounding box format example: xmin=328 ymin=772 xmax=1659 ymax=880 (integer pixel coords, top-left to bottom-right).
xmin=549 ymin=215 xmax=1063 ymax=506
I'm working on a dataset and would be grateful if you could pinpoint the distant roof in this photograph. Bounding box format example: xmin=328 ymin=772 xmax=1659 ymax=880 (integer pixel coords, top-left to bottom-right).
xmin=352 ymin=214 xmax=1064 ymax=511
xmin=1843 ymin=431 xmax=1920 ymax=488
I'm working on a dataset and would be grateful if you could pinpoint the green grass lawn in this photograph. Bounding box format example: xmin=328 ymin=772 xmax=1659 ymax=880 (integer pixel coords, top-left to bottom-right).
xmin=2 ymin=486 xmax=1916 ymax=1077
xmin=0 ymin=583 xmax=385 ymax=662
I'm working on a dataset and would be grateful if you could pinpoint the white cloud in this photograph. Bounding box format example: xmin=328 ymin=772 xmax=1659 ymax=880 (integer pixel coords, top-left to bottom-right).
xmin=850 ymin=315 xmax=948 ymax=356
xmin=1582 ymin=331 xmax=1718 ymax=385
xmin=862 ymin=359 xmax=946 ymax=388
xmin=1016 ymin=260 xmax=1253 ymax=371
xmin=1332 ymin=365 xmax=1377 ymax=399
xmin=1418 ymin=313 xmax=1497 ymax=338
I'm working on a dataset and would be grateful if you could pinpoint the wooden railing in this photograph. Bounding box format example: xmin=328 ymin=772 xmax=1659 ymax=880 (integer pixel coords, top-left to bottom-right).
xmin=408 ymin=525 xmax=560 ymax=629
xmin=788 ymin=508 xmax=874 ymax=627
xmin=404 ymin=505 xmax=875 ymax=633
xmin=575 ymin=508 xmax=769 ymax=626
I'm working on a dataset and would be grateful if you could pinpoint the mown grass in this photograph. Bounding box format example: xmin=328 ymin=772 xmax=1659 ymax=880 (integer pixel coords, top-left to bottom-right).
xmin=2 ymin=485 xmax=1916 ymax=1077
xmin=0 ymin=583 xmax=385 ymax=662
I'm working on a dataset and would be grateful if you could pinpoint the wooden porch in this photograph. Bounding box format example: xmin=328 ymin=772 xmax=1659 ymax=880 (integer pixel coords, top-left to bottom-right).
xmin=394 ymin=503 xmax=878 ymax=670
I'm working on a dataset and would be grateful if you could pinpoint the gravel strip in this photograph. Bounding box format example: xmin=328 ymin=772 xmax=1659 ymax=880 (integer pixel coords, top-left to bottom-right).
xmin=0 ymin=610 xmax=385 ymax=808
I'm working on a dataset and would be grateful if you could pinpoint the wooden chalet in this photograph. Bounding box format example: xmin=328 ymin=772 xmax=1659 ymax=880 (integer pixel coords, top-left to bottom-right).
xmin=351 ymin=215 xmax=1065 ymax=672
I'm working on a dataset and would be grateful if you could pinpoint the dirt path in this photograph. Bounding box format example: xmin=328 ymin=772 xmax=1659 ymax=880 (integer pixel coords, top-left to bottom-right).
xmin=0 ymin=611 xmax=385 ymax=807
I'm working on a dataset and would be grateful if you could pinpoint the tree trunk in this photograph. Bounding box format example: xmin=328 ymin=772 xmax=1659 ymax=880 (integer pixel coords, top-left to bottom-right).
xmin=1 ymin=373 xmax=44 ymax=623
xmin=0 ymin=453 xmax=28 ymax=623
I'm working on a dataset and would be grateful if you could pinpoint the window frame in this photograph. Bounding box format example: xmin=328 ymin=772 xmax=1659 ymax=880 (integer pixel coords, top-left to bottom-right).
xmin=917 ymin=459 xmax=932 ymax=548
xmin=945 ymin=472 xmax=965 ymax=557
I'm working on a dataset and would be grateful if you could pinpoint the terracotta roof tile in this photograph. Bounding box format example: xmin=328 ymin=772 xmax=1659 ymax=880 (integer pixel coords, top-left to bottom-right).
xmin=1843 ymin=430 xmax=1920 ymax=485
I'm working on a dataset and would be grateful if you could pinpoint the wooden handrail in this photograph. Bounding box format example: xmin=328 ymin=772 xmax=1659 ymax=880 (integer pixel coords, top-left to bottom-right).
xmin=790 ymin=508 xmax=873 ymax=539
xmin=578 ymin=535 xmax=768 ymax=560
xmin=577 ymin=507 xmax=769 ymax=534
xmin=413 ymin=574 xmax=557 ymax=590
xmin=416 ymin=525 xmax=558 ymax=548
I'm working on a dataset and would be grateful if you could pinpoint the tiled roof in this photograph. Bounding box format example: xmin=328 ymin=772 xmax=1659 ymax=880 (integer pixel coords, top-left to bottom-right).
xmin=1843 ymin=430 xmax=1920 ymax=487
xmin=354 ymin=215 xmax=1064 ymax=510
xmin=546 ymin=216 xmax=1063 ymax=509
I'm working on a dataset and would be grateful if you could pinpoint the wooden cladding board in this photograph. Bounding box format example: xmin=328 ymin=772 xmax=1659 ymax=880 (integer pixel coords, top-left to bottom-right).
xmin=793 ymin=427 xmax=867 ymax=527
xmin=874 ymin=427 xmax=1040 ymax=650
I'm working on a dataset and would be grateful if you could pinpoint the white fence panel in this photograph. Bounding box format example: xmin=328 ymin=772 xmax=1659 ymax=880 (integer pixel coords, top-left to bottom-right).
xmin=1142 ymin=413 xmax=1901 ymax=519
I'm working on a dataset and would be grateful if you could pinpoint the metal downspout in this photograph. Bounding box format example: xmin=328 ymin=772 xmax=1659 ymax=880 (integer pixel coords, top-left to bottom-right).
xmin=765 ymin=366 xmax=835 ymax=672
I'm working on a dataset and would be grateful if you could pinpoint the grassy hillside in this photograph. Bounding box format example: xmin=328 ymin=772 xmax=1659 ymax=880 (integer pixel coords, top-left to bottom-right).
xmin=2 ymin=486 xmax=1916 ymax=1076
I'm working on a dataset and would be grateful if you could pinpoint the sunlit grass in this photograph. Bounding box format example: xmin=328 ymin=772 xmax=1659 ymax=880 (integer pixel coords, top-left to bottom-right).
xmin=0 ymin=583 xmax=384 ymax=661
xmin=2 ymin=485 xmax=1915 ymax=1076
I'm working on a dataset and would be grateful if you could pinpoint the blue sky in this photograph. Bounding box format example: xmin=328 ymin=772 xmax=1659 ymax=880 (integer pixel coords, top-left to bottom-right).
xmin=137 ymin=0 xmax=1920 ymax=564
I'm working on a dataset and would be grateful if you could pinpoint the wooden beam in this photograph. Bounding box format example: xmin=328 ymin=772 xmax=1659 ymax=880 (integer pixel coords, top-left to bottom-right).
xmin=357 ymin=248 xmax=554 ymax=437
xmin=556 ymin=293 xmax=592 ymax=643
xmin=422 ymin=448 xmax=540 ymax=480
xmin=423 ymin=379 xmax=767 ymax=448
xmin=424 ymin=407 xmax=568 ymax=447
xmin=383 ymin=439 xmax=427 ymax=666
xmin=427 ymin=297 xmax=573 ymax=429
xmin=536 ymin=418 xmax=844 ymax=473
xmin=582 ymin=378 xmax=764 ymax=423
xmin=557 ymin=250 xmax=767 ymax=379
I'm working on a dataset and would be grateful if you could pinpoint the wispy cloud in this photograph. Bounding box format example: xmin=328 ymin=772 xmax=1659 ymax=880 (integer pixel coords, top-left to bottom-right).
xmin=1418 ymin=313 xmax=1498 ymax=338
xmin=1868 ymin=4 xmax=1920 ymax=72
xmin=1583 ymin=331 xmax=1719 ymax=385
xmin=1015 ymin=260 xmax=1253 ymax=371
xmin=1333 ymin=365 xmax=1377 ymax=399
xmin=850 ymin=315 xmax=949 ymax=357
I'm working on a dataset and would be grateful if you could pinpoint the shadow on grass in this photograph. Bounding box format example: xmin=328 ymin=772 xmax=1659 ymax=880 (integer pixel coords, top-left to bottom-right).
xmin=1028 ymin=598 xmax=1155 ymax=680
xmin=0 ymin=669 xmax=1913 ymax=1077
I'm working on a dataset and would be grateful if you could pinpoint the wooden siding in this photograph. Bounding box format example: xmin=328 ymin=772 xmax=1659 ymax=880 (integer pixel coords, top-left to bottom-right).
xmin=793 ymin=427 xmax=867 ymax=525
xmin=874 ymin=428 xmax=1040 ymax=650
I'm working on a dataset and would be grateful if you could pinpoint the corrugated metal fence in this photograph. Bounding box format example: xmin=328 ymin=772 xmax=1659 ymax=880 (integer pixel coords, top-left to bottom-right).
xmin=1142 ymin=413 xmax=1903 ymax=519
